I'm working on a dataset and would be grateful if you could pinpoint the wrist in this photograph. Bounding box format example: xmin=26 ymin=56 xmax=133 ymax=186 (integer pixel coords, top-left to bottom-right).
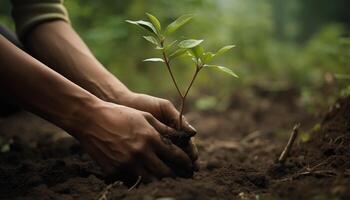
xmin=115 ymin=91 xmax=144 ymax=108
xmin=86 ymin=70 xmax=135 ymax=105
xmin=58 ymin=92 xmax=106 ymax=139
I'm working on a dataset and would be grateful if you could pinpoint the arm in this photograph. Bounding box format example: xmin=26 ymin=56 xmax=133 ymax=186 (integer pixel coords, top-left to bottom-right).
xmin=0 ymin=35 xmax=193 ymax=181
xmin=25 ymin=21 xmax=198 ymax=161
xmin=24 ymin=21 xmax=132 ymax=105
xmin=0 ymin=34 xmax=98 ymax=133
xmin=10 ymin=0 xmax=197 ymax=161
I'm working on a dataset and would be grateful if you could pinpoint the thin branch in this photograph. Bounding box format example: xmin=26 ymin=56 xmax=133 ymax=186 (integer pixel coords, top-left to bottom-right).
xmin=274 ymin=170 xmax=337 ymax=183
xmin=179 ymin=67 xmax=200 ymax=127
xmin=183 ymin=67 xmax=200 ymax=100
xmin=162 ymin=51 xmax=183 ymax=98
xmin=128 ymin=176 xmax=142 ymax=192
xmin=278 ymin=123 xmax=301 ymax=164
xmin=97 ymin=181 xmax=123 ymax=200
xmin=161 ymin=40 xmax=202 ymax=129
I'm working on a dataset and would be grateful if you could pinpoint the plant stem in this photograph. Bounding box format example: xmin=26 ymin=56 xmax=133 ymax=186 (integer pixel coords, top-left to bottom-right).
xmin=178 ymin=66 xmax=200 ymax=129
xmin=162 ymin=51 xmax=183 ymax=98
xmin=161 ymin=41 xmax=201 ymax=130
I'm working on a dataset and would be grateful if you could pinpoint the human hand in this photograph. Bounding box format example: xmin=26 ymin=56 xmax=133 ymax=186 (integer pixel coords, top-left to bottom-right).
xmin=73 ymin=102 xmax=194 ymax=182
xmin=120 ymin=93 xmax=199 ymax=163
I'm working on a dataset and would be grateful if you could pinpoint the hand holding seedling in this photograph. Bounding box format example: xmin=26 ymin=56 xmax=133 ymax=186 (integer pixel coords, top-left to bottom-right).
xmin=77 ymin=103 xmax=195 ymax=183
xmin=122 ymin=93 xmax=198 ymax=161
xmin=127 ymin=13 xmax=237 ymax=144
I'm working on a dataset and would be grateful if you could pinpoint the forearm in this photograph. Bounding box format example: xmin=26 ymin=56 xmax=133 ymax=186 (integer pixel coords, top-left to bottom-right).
xmin=24 ymin=20 xmax=132 ymax=104
xmin=0 ymin=35 xmax=102 ymax=137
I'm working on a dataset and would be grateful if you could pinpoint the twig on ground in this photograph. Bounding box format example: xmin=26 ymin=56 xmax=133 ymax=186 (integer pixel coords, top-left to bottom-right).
xmin=274 ymin=157 xmax=338 ymax=183
xmin=241 ymin=130 xmax=263 ymax=144
xmin=128 ymin=176 xmax=142 ymax=192
xmin=274 ymin=169 xmax=337 ymax=182
xmin=278 ymin=123 xmax=301 ymax=164
xmin=303 ymin=157 xmax=332 ymax=172
xmin=97 ymin=181 xmax=123 ymax=200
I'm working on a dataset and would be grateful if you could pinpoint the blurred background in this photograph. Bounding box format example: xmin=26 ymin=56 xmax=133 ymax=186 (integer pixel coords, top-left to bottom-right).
xmin=1 ymin=0 xmax=349 ymax=114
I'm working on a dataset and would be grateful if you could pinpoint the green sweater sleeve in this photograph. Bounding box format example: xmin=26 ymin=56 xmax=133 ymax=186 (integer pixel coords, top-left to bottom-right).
xmin=10 ymin=0 xmax=70 ymax=40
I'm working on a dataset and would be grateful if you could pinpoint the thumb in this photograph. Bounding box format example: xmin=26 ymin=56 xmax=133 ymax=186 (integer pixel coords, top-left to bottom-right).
xmin=164 ymin=103 xmax=197 ymax=136
xmin=144 ymin=113 xmax=177 ymax=137
xmin=145 ymin=113 xmax=192 ymax=146
xmin=180 ymin=116 xmax=197 ymax=137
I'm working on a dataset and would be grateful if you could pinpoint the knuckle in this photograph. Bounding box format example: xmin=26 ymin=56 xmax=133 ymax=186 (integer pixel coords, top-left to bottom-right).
xmin=142 ymin=130 xmax=157 ymax=144
xmin=162 ymin=99 xmax=173 ymax=107
xmin=130 ymin=146 xmax=143 ymax=157
xmin=139 ymin=111 xmax=147 ymax=118
xmin=143 ymin=112 xmax=154 ymax=120
xmin=135 ymin=127 xmax=160 ymax=147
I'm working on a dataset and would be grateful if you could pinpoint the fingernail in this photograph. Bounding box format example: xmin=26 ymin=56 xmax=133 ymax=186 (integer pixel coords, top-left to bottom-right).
xmin=188 ymin=124 xmax=197 ymax=136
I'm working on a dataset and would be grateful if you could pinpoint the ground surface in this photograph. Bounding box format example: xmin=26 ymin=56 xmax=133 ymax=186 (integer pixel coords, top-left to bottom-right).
xmin=0 ymin=88 xmax=349 ymax=200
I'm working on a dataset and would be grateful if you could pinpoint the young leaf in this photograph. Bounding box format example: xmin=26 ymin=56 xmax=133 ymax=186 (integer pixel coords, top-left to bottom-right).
xmin=143 ymin=36 xmax=158 ymax=45
xmin=165 ymin=14 xmax=193 ymax=35
xmin=186 ymin=51 xmax=196 ymax=59
xmin=215 ymin=45 xmax=235 ymax=57
xmin=169 ymin=49 xmax=187 ymax=60
xmin=178 ymin=39 xmax=203 ymax=49
xmin=126 ymin=20 xmax=157 ymax=35
xmin=191 ymin=45 xmax=204 ymax=58
xmin=143 ymin=58 xmax=165 ymax=62
xmin=146 ymin=13 xmax=161 ymax=33
xmin=202 ymin=52 xmax=215 ymax=63
xmin=204 ymin=65 xmax=238 ymax=78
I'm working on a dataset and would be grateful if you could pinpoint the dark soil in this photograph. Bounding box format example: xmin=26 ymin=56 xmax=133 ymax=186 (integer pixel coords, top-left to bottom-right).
xmin=0 ymin=88 xmax=349 ymax=200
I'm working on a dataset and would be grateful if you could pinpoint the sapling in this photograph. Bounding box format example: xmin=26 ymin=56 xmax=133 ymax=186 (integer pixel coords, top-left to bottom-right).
xmin=126 ymin=13 xmax=238 ymax=141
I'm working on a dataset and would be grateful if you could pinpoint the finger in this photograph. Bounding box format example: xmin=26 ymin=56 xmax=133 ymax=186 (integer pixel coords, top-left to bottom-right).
xmin=151 ymin=132 xmax=193 ymax=177
xmin=144 ymin=113 xmax=192 ymax=146
xmin=144 ymin=153 xmax=174 ymax=179
xmin=193 ymin=160 xmax=200 ymax=171
xmin=182 ymin=138 xmax=199 ymax=162
xmin=144 ymin=112 xmax=177 ymax=137
xmin=181 ymin=117 xmax=197 ymax=137
xmin=163 ymin=104 xmax=197 ymax=136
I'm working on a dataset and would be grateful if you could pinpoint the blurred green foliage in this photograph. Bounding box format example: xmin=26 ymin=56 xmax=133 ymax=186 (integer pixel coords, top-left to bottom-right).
xmin=0 ymin=0 xmax=349 ymax=109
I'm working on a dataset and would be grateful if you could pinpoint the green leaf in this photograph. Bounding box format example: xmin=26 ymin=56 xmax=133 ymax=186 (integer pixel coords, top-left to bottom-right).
xmin=146 ymin=13 xmax=161 ymax=33
xmin=191 ymin=45 xmax=204 ymax=58
xmin=186 ymin=51 xmax=196 ymax=59
xmin=165 ymin=14 xmax=193 ymax=35
xmin=126 ymin=20 xmax=157 ymax=35
xmin=178 ymin=39 xmax=203 ymax=49
xmin=169 ymin=49 xmax=187 ymax=60
xmin=215 ymin=45 xmax=235 ymax=57
xmin=142 ymin=36 xmax=158 ymax=45
xmin=202 ymin=52 xmax=215 ymax=63
xmin=143 ymin=58 xmax=165 ymax=62
xmin=204 ymin=65 xmax=238 ymax=78
xmin=165 ymin=40 xmax=177 ymax=51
